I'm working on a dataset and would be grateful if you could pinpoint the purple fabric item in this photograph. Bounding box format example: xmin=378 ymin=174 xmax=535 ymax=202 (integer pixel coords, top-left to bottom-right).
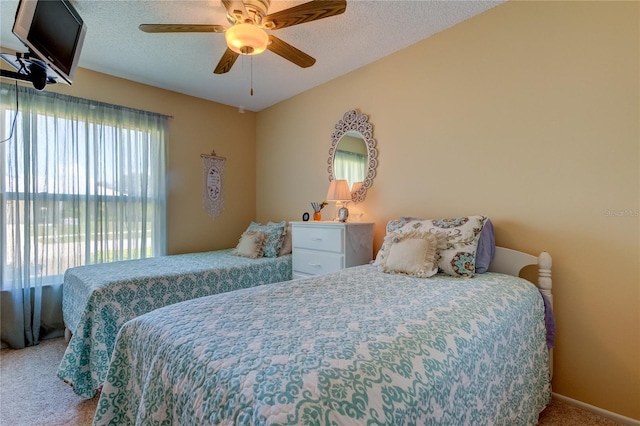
xmin=475 ymin=219 xmax=495 ymax=273
xmin=540 ymin=291 xmax=556 ymax=349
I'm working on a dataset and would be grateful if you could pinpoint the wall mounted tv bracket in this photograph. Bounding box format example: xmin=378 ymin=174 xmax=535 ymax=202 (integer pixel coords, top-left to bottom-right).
xmin=0 ymin=51 xmax=59 ymax=90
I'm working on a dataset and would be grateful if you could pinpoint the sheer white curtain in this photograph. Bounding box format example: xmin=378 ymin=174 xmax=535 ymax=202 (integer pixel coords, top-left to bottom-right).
xmin=334 ymin=149 xmax=366 ymax=189
xmin=0 ymin=82 xmax=167 ymax=348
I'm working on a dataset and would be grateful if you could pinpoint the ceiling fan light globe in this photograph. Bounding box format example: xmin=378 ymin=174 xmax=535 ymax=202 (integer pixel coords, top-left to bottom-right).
xmin=225 ymin=23 xmax=268 ymax=55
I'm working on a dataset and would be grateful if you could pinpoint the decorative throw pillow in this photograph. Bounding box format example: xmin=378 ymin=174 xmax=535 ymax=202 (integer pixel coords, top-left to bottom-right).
xmin=373 ymin=218 xmax=414 ymax=265
xmin=247 ymin=221 xmax=286 ymax=258
xmin=415 ymin=216 xmax=488 ymax=277
xmin=386 ymin=217 xmax=416 ymax=234
xmin=269 ymin=221 xmax=292 ymax=256
xmin=379 ymin=230 xmax=443 ymax=278
xmin=474 ymin=219 xmax=495 ymax=273
xmin=375 ymin=216 xmax=488 ymax=277
xmin=232 ymin=230 xmax=267 ymax=258
xmin=376 ymin=216 xmax=494 ymax=274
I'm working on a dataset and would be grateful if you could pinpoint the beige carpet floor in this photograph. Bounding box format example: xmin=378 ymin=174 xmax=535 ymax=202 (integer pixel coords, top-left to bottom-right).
xmin=0 ymin=337 xmax=623 ymax=426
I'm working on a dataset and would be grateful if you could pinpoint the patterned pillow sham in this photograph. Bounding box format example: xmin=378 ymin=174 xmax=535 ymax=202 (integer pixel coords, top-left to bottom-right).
xmin=375 ymin=215 xmax=488 ymax=278
xmin=377 ymin=216 xmax=495 ymax=273
xmin=268 ymin=221 xmax=292 ymax=256
xmin=247 ymin=221 xmax=286 ymax=258
xmin=378 ymin=230 xmax=444 ymax=278
xmin=232 ymin=230 xmax=267 ymax=258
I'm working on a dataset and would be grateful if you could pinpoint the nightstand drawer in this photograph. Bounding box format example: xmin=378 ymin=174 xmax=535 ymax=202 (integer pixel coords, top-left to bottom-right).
xmin=291 ymin=221 xmax=373 ymax=278
xmin=292 ymin=248 xmax=344 ymax=275
xmin=292 ymin=226 xmax=344 ymax=253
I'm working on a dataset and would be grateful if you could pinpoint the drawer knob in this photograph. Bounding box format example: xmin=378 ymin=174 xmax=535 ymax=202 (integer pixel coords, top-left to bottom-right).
xmin=308 ymin=263 xmax=321 ymax=267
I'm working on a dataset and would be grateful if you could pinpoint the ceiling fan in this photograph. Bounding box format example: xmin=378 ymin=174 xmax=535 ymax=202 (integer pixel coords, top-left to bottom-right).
xmin=139 ymin=0 xmax=347 ymax=75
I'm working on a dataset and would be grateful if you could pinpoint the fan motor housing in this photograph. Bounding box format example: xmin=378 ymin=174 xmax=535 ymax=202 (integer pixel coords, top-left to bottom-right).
xmin=228 ymin=0 xmax=270 ymax=25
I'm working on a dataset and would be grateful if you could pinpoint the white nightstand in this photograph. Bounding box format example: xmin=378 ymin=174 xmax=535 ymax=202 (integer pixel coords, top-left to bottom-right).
xmin=291 ymin=221 xmax=374 ymax=279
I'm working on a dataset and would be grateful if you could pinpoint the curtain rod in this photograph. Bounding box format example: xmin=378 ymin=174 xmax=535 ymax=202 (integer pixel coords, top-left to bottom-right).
xmin=200 ymin=149 xmax=226 ymax=160
xmin=0 ymin=81 xmax=173 ymax=120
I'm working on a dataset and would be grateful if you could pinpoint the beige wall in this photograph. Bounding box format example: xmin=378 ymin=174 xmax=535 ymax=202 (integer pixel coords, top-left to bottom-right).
xmin=256 ymin=1 xmax=639 ymax=420
xmin=1 ymin=55 xmax=257 ymax=254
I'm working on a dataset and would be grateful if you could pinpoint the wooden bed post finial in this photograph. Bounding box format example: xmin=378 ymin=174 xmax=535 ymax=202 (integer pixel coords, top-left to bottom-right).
xmin=537 ymin=251 xmax=554 ymax=380
xmin=538 ymin=251 xmax=552 ymax=305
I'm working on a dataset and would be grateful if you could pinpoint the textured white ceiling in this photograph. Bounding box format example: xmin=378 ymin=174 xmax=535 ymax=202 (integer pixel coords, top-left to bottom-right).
xmin=0 ymin=0 xmax=504 ymax=111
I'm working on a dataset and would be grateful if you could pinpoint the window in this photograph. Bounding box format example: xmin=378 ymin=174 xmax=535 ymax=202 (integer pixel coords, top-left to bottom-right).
xmin=1 ymin=83 xmax=167 ymax=290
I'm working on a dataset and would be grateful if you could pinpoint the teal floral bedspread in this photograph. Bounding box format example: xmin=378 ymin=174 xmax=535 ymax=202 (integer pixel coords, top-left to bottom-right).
xmin=58 ymin=249 xmax=292 ymax=398
xmin=93 ymin=265 xmax=550 ymax=425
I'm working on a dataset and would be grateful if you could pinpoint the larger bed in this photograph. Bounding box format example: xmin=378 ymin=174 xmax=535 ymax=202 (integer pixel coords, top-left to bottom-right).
xmin=92 ymin=216 xmax=554 ymax=425
xmin=59 ymin=222 xmax=293 ymax=398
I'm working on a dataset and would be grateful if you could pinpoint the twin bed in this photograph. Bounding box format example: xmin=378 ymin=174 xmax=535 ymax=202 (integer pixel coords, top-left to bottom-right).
xmin=58 ymin=222 xmax=293 ymax=399
xmin=77 ymin=216 xmax=555 ymax=425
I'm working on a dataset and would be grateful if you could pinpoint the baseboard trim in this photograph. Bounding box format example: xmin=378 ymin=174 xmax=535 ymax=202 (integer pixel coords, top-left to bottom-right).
xmin=552 ymin=393 xmax=640 ymax=426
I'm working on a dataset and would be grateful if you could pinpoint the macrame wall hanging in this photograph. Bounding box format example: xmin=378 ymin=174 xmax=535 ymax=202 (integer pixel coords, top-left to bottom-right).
xmin=201 ymin=150 xmax=226 ymax=219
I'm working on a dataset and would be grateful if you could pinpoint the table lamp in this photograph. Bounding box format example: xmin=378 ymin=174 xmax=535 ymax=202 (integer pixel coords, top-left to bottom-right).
xmin=326 ymin=179 xmax=352 ymax=222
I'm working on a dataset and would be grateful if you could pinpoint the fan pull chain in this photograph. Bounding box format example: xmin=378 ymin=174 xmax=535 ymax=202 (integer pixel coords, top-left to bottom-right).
xmin=250 ymin=57 xmax=254 ymax=96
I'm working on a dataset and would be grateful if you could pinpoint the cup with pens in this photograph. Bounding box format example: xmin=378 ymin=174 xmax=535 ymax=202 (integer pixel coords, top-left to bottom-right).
xmin=311 ymin=201 xmax=327 ymax=221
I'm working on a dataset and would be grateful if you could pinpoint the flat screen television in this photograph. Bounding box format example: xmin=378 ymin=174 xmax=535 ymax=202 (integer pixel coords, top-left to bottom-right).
xmin=11 ymin=0 xmax=87 ymax=85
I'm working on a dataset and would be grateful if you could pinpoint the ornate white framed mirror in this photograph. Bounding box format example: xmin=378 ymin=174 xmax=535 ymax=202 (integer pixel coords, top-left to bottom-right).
xmin=327 ymin=110 xmax=377 ymax=203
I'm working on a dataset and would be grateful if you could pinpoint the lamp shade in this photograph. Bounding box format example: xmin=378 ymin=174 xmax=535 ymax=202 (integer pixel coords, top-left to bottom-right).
xmin=351 ymin=181 xmax=363 ymax=194
xmin=326 ymin=179 xmax=351 ymax=202
xmin=225 ymin=23 xmax=268 ymax=55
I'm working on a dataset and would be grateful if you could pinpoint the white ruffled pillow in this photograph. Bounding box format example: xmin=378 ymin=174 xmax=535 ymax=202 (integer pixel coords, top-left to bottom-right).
xmin=232 ymin=230 xmax=267 ymax=258
xmin=378 ymin=230 xmax=445 ymax=278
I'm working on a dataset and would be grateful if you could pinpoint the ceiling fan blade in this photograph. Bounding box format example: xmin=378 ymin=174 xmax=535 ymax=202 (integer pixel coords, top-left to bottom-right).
xmin=222 ymin=0 xmax=249 ymax=24
xmin=139 ymin=24 xmax=227 ymax=33
xmin=263 ymin=0 xmax=346 ymax=30
xmin=267 ymin=35 xmax=316 ymax=68
xmin=213 ymin=48 xmax=240 ymax=74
